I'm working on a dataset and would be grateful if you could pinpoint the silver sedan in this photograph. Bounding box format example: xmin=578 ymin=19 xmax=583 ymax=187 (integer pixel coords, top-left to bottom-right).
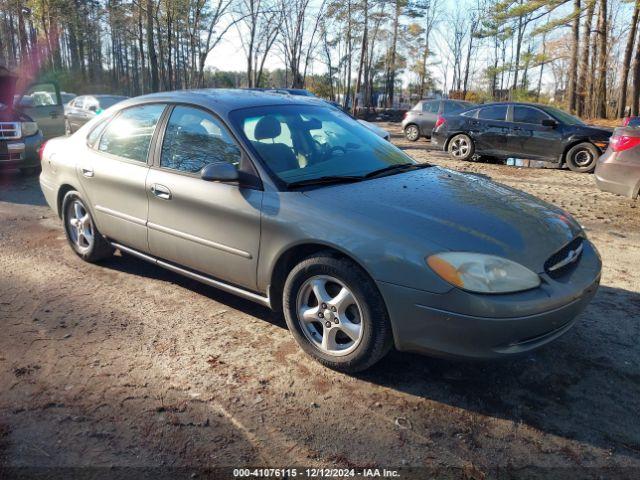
xmin=39 ymin=90 xmax=601 ymax=372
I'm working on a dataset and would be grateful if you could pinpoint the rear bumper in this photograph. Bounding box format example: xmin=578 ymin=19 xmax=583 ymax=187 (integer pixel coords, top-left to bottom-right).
xmin=594 ymin=152 xmax=640 ymax=198
xmin=0 ymin=133 xmax=42 ymax=169
xmin=430 ymin=131 xmax=447 ymax=149
xmin=378 ymin=240 xmax=601 ymax=359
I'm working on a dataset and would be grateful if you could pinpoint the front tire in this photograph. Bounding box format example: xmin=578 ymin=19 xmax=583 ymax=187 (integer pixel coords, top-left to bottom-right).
xmin=565 ymin=142 xmax=599 ymax=173
xmin=404 ymin=124 xmax=420 ymax=142
xmin=447 ymin=133 xmax=475 ymax=161
xmin=62 ymin=191 xmax=113 ymax=262
xmin=282 ymin=253 xmax=393 ymax=373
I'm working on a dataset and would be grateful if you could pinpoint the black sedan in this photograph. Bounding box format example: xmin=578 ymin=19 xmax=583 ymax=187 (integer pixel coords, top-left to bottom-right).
xmin=431 ymin=102 xmax=612 ymax=172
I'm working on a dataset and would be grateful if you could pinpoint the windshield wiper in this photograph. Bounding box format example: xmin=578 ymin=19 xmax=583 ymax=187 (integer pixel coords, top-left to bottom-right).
xmin=287 ymin=175 xmax=365 ymax=189
xmin=364 ymin=162 xmax=432 ymax=179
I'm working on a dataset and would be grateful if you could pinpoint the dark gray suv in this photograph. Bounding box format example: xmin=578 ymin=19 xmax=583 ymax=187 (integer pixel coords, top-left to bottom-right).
xmin=402 ymin=99 xmax=474 ymax=141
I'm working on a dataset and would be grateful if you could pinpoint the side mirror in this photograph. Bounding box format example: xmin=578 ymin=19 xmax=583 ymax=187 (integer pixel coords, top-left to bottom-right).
xmin=201 ymin=162 xmax=239 ymax=182
xmin=541 ymin=119 xmax=558 ymax=128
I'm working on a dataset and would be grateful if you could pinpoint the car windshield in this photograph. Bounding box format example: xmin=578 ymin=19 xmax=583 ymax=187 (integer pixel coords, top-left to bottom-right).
xmin=542 ymin=106 xmax=585 ymax=126
xmin=230 ymin=105 xmax=415 ymax=185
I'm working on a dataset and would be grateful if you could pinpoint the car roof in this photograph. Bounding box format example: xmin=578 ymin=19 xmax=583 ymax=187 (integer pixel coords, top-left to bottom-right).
xmin=468 ymin=101 xmax=553 ymax=110
xmin=112 ymin=88 xmax=324 ymax=115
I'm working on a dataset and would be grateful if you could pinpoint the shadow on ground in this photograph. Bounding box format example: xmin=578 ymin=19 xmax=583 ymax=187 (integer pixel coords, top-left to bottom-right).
xmin=0 ymin=170 xmax=46 ymax=207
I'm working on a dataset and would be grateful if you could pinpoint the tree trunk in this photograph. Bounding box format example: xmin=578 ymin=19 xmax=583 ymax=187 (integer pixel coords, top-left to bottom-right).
xmin=577 ymin=0 xmax=595 ymax=116
xmin=352 ymin=0 xmax=368 ymax=115
xmin=567 ymin=0 xmax=580 ymax=113
xmin=594 ymin=0 xmax=607 ymax=118
xmin=146 ymin=0 xmax=160 ymax=92
xmin=618 ymin=2 xmax=639 ymax=118
xmin=631 ymin=21 xmax=640 ymax=115
xmin=386 ymin=0 xmax=400 ymax=108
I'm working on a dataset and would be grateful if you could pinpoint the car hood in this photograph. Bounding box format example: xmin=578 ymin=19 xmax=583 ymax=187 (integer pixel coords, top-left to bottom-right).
xmin=578 ymin=124 xmax=614 ymax=138
xmin=302 ymin=167 xmax=582 ymax=272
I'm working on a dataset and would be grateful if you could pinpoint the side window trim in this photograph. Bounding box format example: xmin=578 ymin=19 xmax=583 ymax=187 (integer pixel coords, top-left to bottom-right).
xmin=93 ymin=103 xmax=168 ymax=166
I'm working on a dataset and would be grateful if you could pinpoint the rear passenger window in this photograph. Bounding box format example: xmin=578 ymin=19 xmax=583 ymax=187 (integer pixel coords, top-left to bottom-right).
xmin=87 ymin=118 xmax=110 ymax=148
xmin=161 ymin=106 xmax=241 ymax=173
xmin=513 ymin=106 xmax=550 ymax=124
xmin=478 ymin=105 xmax=507 ymax=121
xmin=423 ymin=101 xmax=440 ymax=114
xmin=98 ymin=104 xmax=165 ymax=162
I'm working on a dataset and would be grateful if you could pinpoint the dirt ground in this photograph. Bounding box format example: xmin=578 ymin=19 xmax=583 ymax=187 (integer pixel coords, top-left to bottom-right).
xmin=1 ymin=122 xmax=639 ymax=478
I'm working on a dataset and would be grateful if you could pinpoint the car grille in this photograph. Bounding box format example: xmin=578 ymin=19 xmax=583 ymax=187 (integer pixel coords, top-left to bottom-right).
xmin=544 ymin=236 xmax=584 ymax=278
xmin=0 ymin=152 xmax=22 ymax=162
xmin=0 ymin=122 xmax=21 ymax=140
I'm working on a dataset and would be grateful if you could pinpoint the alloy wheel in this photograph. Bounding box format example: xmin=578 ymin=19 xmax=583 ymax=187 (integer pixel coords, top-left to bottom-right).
xmin=296 ymin=275 xmax=364 ymax=356
xmin=67 ymin=200 xmax=94 ymax=253
xmin=450 ymin=137 xmax=470 ymax=158
xmin=405 ymin=126 xmax=419 ymax=141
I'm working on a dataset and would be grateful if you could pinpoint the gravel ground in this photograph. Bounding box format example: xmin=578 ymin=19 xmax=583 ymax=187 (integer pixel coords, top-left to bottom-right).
xmin=1 ymin=122 xmax=639 ymax=478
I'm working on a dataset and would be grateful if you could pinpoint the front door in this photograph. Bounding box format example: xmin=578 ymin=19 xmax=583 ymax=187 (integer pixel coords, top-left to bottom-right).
xmin=19 ymin=82 xmax=65 ymax=139
xmin=146 ymin=105 xmax=262 ymax=291
xmin=77 ymin=103 xmax=167 ymax=252
xmin=508 ymin=105 xmax=563 ymax=160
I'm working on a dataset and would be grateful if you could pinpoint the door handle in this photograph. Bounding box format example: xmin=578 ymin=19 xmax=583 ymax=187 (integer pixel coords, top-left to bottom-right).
xmin=50 ymin=111 xmax=59 ymax=118
xmin=151 ymin=184 xmax=172 ymax=200
xmin=81 ymin=167 xmax=94 ymax=177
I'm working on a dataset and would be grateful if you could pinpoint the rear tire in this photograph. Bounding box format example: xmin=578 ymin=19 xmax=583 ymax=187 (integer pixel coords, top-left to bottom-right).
xmin=565 ymin=142 xmax=599 ymax=173
xmin=62 ymin=191 xmax=113 ymax=262
xmin=447 ymin=133 xmax=475 ymax=161
xmin=404 ymin=124 xmax=420 ymax=142
xmin=282 ymin=252 xmax=393 ymax=373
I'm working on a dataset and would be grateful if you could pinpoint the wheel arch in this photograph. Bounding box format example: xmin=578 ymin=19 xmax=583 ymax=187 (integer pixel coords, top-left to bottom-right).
xmin=56 ymin=184 xmax=78 ymax=218
xmin=443 ymin=131 xmax=469 ymax=151
xmin=267 ymin=242 xmax=378 ymax=313
xmin=561 ymin=139 xmax=600 ymax=165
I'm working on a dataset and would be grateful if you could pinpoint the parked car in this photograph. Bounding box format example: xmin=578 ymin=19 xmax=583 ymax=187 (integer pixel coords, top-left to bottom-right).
xmin=1 ymin=71 xmax=64 ymax=174
xmin=402 ymin=99 xmax=475 ymax=141
xmin=65 ymin=94 xmax=129 ymax=134
xmin=622 ymin=116 xmax=640 ymax=128
xmin=594 ymin=126 xmax=640 ymax=198
xmin=432 ymin=102 xmax=612 ymax=173
xmin=266 ymin=88 xmax=391 ymax=141
xmin=40 ymin=90 xmax=601 ymax=372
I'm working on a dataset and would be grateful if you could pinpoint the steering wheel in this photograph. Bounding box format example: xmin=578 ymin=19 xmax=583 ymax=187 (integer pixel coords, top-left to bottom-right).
xmin=327 ymin=145 xmax=347 ymax=157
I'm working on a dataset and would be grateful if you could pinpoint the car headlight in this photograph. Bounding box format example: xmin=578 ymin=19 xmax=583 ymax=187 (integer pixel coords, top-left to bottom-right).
xmin=21 ymin=122 xmax=39 ymax=136
xmin=427 ymin=252 xmax=540 ymax=294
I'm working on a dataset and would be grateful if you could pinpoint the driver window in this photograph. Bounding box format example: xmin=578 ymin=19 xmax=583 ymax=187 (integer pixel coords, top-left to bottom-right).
xmin=161 ymin=106 xmax=241 ymax=173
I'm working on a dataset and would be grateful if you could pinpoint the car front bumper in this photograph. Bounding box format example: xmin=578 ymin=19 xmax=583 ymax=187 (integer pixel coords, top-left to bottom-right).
xmin=378 ymin=239 xmax=601 ymax=359
xmin=0 ymin=133 xmax=42 ymax=170
xmin=594 ymin=151 xmax=640 ymax=198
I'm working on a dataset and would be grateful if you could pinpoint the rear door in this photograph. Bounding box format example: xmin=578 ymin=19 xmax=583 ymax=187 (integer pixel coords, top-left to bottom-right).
xmin=146 ymin=104 xmax=262 ymax=291
xmin=474 ymin=105 xmax=509 ymax=156
xmin=420 ymin=100 xmax=440 ymax=135
xmin=508 ymin=105 xmax=563 ymax=160
xmin=19 ymin=82 xmax=65 ymax=139
xmin=77 ymin=103 xmax=167 ymax=252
